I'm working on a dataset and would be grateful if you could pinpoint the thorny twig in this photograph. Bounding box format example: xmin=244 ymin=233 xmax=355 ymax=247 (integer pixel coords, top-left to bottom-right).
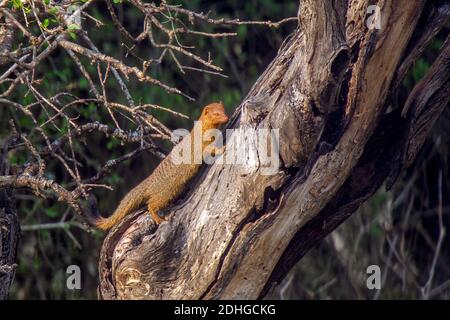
xmin=421 ymin=171 xmax=446 ymax=299
xmin=0 ymin=0 xmax=296 ymax=227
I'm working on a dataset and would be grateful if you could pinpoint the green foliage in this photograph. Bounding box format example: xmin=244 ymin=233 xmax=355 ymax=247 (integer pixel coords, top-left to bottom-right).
xmin=41 ymin=18 xmax=50 ymax=30
xmin=11 ymin=0 xmax=24 ymax=10
xmin=48 ymin=7 xmax=59 ymax=15
xmin=44 ymin=206 xmax=60 ymax=219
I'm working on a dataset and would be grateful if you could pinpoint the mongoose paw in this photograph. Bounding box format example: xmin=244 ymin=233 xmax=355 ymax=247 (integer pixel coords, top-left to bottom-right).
xmin=150 ymin=210 xmax=167 ymax=225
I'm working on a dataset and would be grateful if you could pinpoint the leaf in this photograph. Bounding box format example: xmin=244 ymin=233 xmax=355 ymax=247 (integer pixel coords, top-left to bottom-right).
xmin=41 ymin=18 xmax=50 ymax=30
xmin=12 ymin=0 xmax=22 ymax=9
xmin=68 ymin=24 xmax=80 ymax=31
xmin=49 ymin=7 xmax=59 ymax=15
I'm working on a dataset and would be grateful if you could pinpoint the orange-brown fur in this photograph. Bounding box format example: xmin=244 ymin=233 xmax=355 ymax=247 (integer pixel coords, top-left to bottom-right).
xmin=94 ymin=102 xmax=228 ymax=230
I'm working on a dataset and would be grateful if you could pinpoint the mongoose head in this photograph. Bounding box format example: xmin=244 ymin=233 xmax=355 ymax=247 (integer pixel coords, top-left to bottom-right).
xmin=200 ymin=102 xmax=229 ymax=128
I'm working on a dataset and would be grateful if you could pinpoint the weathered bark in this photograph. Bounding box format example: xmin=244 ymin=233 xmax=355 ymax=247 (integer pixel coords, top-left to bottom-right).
xmin=0 ymin=190 xmax=20 ymax=299
xmin=98 ymin=0 xmax=450 ymax=299
xmin=0 ymin=118 xmax=20 ymax=300
xmin=0 ymin=9 xmax=15 ymax=66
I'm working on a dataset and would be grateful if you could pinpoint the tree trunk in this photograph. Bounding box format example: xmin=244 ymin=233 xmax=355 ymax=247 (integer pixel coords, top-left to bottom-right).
xmin=0 ymin=119 xmax=20 ymax=300
xmin=0 ymin=188 xmax=19 ymax=299
xmin=98 ymin=0 xmax=450 ymax=299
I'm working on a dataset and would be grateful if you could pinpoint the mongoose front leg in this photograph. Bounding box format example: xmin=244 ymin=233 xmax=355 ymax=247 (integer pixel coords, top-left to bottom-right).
xmin=148 ymin=204 xmax=167 ymax=225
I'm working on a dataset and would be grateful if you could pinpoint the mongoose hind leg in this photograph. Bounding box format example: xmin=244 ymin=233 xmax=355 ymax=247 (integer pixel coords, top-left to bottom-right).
xmin=148 ymin=203 xmax=167 ymax=225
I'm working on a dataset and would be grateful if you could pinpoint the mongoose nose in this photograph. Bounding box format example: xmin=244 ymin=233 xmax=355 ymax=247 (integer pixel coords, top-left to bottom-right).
xmin=222 ymin=114 xmax=229 ymax=123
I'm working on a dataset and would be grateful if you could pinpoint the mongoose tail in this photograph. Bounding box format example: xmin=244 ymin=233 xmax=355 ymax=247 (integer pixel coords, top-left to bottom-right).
xmin=95 ymin=187 xmax=145 ymax=230
xmin=86 ymin=183 xmax=146 ymax=230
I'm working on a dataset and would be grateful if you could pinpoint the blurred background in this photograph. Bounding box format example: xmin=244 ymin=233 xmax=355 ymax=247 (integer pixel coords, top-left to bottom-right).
xmin=0 ymin=0 xmax=448 ymax=299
